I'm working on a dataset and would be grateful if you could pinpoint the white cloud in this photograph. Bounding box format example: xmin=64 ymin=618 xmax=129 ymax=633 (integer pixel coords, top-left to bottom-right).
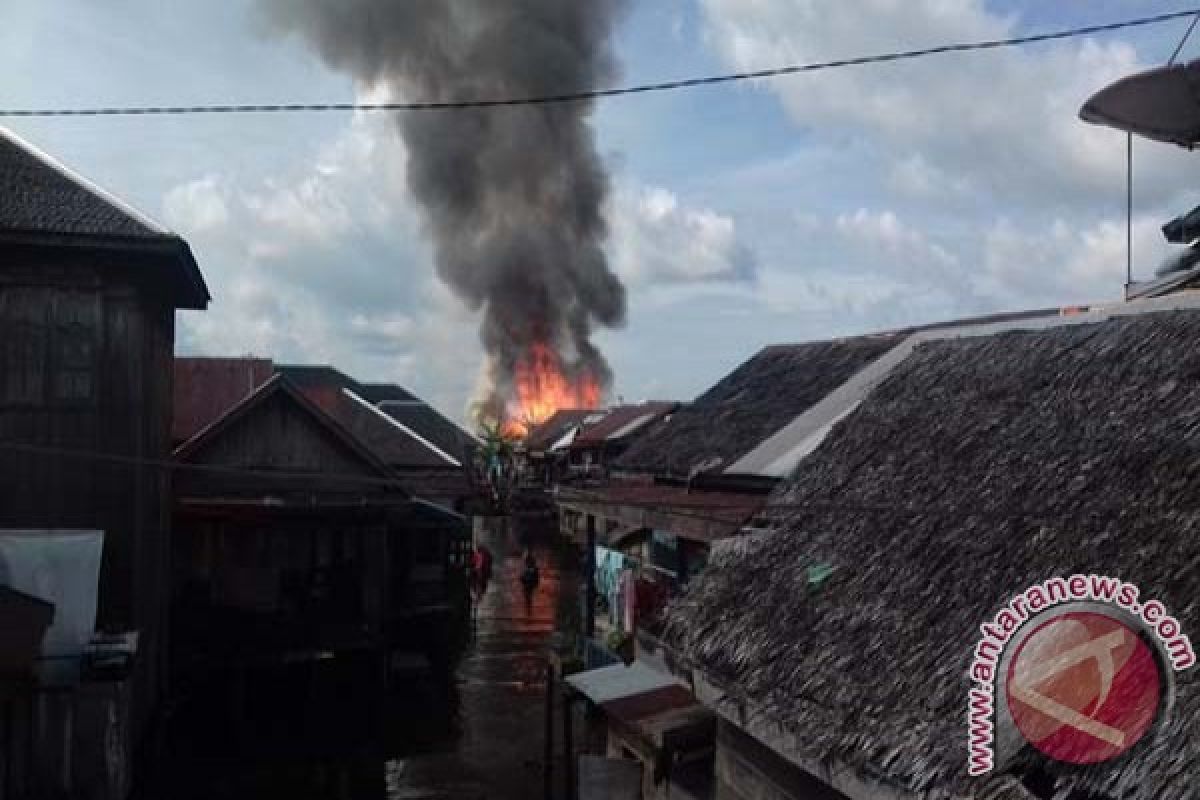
xmin=694 ymin=0 xmax=1200 ymax=331
xmin=608 ymin=183 xmax=756 ymax=286
xmin=163 ymin=175 xmax=229 ymax=233
xmin=700 ymin=0 xmax=1198 ymax=209
xmin=979 ymin=215 xmax=1174 ymax=304
xmin=168 ymin=108 xmax=486 ymax=422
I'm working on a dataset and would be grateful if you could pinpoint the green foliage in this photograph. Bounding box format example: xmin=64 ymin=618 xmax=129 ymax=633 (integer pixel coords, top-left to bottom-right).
xmin=469 ymin=406 xmax=522 ymax=512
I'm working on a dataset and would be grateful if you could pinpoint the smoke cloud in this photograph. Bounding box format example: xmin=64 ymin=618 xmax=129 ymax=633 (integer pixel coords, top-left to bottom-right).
xmin=262 ymin=0 xmax=628 ymax=423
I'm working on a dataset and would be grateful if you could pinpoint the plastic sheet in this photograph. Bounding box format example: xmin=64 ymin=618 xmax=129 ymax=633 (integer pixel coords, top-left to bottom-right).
xmin=0 ymin=529 xmax=104 ymax=657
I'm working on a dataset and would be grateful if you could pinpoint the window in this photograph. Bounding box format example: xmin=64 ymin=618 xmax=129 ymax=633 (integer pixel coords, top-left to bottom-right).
xmin=1 ymin=289 xmax=47 ymax=405
xmin=52 ymin=292 xmax=98 ymax=403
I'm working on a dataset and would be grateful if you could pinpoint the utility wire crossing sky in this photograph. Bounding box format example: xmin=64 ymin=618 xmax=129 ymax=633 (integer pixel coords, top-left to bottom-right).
xmin=0 ymin=8 xmax=1196 ymax=117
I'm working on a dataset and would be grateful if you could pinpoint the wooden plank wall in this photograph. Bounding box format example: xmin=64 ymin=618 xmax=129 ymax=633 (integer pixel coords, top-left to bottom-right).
xmin=0 ymin=256 xmax=176 ymax=736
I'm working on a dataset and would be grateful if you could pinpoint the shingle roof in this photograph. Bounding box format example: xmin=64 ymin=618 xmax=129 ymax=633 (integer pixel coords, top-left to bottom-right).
xmin=667 ymin=309 xmax=1200 ymax=800
xmin=0 ymin=127 xmax=165 ymax=237
xmin=0 ymin=127 xmax=210 ymax=308
xmin=615 ymin=336 xmax=902 ymax=477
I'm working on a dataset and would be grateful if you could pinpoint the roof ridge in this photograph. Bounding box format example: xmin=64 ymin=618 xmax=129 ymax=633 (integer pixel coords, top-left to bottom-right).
xmin=0 ymin=126 xmax=170 ymax=236
xmin=342 ymin=387 xmax=462 ymax=467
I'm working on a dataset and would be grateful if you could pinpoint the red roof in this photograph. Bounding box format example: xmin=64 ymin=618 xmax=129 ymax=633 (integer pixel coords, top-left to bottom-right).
xmin=571 ymin=402 xmax=678 ymax=448
xmin=173 ymin=357 xmax=273 ymax=444
xmin=524 ymin=409 xmax=596 ymax=452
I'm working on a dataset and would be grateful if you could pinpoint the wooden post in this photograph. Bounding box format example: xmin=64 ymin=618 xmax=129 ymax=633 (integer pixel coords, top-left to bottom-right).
xmin=563 ymin=690 xmax=575 ymax=800
xmin=544 ymin=662 xmax=554 ymax=800
xmin=585 ymin=515 xmax=597 ymax=639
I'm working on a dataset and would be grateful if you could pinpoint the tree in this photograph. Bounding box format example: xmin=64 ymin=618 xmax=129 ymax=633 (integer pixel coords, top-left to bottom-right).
xmin=469 ymin=413 xmax=521 ymax=513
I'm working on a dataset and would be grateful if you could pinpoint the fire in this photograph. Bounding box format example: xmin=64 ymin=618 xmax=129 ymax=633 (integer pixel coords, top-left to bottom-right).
xmin=504 ymin=343 xmax=600 ymax=437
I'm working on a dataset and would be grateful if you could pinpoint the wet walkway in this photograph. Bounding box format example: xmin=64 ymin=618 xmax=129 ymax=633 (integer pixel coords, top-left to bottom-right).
xmin=387 ymin=519 xmax=578 ymax=800
xmin=145 ymin=515 xmax=579 ymax=800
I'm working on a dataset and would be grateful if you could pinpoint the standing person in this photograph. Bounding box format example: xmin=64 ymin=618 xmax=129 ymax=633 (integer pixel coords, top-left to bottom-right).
xmin=471 ymin=543 xmax=494 ymax=597
xmin=479 ymin=543 xmax=494 ymax=585
xmin=520 ymin=547 xmax=539 ymax=589
xmin=520 ymin=547 xmax=539 ymax=614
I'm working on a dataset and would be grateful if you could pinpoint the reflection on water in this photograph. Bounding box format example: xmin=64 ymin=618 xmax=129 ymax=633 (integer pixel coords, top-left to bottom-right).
xmin=388 ymin=517 xmax=578 ymax=799
xmin=145 ymin=515 xmax=576 ymax=800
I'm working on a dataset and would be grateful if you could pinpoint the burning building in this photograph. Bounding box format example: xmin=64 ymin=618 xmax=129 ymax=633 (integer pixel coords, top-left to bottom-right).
xmin=264 ymin=0 xmax=627 ymax=435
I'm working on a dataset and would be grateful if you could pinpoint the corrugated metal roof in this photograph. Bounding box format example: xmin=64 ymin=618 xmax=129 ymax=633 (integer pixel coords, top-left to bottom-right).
xmin=337 ymin=389 xmax=457 ymax=468
xmin=565 ymin=661 xmax=682 ymax=705
xmin=173 ymin=358 xmax=275 ymax=444
xmin=600 ymin=683 xmax=698 ymax=728
xmin=525 ymin=409 xmax=594 ymax=452
xmin=572 ymin=402 xmax=678 ymax=447
xmin=276 ymin=365 xmax=477 ymax=463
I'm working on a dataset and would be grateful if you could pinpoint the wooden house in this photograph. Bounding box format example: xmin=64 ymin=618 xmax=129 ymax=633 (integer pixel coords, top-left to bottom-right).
xmin=665 ymin=303 xmax=1200 ymax=800
xmin=566 ymin=403 xmax=677 ymax=479
xmin=275 ymin=364 xmax=479 ymax=510
xmin=0 ymin=127 xmax=209 ymax=734
xmin=171 ymin=375 xmax=465 ymax=674
xmin=520 ymin=409 xmax=597 ymax=487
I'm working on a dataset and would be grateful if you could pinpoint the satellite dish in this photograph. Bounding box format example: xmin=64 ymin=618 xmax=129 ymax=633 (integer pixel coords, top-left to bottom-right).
xmin=1080 ymin=58 xmax=1200 ymax=148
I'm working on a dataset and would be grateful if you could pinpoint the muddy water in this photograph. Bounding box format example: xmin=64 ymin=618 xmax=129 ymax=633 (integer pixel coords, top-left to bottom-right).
xmin=388 ymin=518 xmax=578 ymax=799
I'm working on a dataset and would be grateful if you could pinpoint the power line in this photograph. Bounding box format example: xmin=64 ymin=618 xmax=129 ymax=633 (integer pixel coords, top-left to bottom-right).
xmin=0 ymin=438 xmax=1095 ymax=525
xmin=557 ymin=490 xmax=1180 ymax=527
xmin=0 ymin=439 xmax=409 ymax=490
xmin=0 ymin=9 xmax=1196 ymax=118
xmin=4 ymin=438 xmax=1195 ymax=527
xmin=1169 ymin=12 xmax=1200 ymax=64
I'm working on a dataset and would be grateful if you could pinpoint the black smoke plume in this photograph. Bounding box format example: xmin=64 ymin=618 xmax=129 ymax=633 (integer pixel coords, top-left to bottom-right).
xmin=262 ymin=0 xmax=628 ymax=423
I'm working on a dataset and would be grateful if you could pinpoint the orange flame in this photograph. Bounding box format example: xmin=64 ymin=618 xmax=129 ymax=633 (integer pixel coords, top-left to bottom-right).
xmin=504 ymin=343 xmax=600 ymax=437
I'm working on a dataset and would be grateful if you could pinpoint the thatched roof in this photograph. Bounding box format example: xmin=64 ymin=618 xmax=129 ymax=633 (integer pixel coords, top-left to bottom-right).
xmin=666 ymin=310 xmax=1200 ymax=800
xmin=616 ymin=336 xmax=901 ymax=477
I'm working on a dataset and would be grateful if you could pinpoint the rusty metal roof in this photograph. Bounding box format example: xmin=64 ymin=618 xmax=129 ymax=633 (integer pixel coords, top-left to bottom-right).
xmin=566 ymin=661 xmax=682 ymax=704
xmin=571 ymin=402 xmax=678 ymax=448
xmin=173 ymin=357 xmax=274 ymax=444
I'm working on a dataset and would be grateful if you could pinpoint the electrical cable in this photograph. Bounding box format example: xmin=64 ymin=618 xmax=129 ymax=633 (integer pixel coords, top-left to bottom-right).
xmin=1169 ymin=11 xmax=1200 ymax=64
xmin=0 ymin=9 xmax=1195 ymax=118
xmin=0 ymin=437 xmax=1155 ymax=526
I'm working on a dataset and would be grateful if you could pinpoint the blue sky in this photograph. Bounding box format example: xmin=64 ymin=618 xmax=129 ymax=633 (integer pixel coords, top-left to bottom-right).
xmin=4 ymin=1 xmax=1200 ymax=421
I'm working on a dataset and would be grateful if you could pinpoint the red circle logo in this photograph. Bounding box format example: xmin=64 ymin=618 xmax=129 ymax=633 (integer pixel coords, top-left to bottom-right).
xmin=1005 ymin=611 xmax=1161 ymax=764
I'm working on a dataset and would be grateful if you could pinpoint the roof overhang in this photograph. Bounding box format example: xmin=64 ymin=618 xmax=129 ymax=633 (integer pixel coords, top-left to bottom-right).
xmin=0 ymin=230 xmax=210 ymax=309
xmin=1080 ymin=58 xmax=1200 ymax=148
xmin=566 ymin=662 xmax=715 ymax=764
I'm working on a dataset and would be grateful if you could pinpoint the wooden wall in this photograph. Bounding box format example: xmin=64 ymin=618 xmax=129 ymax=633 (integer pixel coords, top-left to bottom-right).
xmin=715 ymin=721 xmax=851 ymax=800
xmin=0 ymin=255 xmax=175 ymax=732
xmin=174 ymin=387 xmax=390 ymax=501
